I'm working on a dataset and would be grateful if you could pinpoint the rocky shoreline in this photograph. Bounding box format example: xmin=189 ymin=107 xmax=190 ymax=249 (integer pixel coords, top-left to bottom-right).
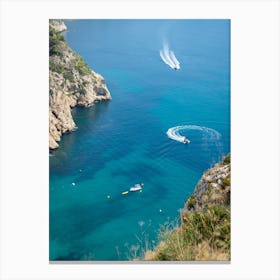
xmin=49 ymin=20 xmax=111 ymax=149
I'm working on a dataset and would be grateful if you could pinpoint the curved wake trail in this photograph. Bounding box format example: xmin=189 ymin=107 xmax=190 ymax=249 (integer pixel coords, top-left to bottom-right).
xmin=163 ymin=44 xmax=176 ymax=68
xmin=166 ymin=126 xmax=187 ymax=143
xmin=166 ymin=125 xmax=221 ymax=144
xmin=170 ymin=51 xmax=180 ymax=69
xmin=159 ymin=42 xmax=180 ymax=69
xmin=160 ymin=50 xmax=175 ymax=69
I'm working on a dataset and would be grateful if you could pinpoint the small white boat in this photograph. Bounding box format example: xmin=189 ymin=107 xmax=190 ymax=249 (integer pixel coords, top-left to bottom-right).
xmin=183 ymin=137 xmax=190 ymax=144
xmin=130 ymin=183 xmax=144 ymax=192
xmin=122 ymin=191 xmax=129 ymax=195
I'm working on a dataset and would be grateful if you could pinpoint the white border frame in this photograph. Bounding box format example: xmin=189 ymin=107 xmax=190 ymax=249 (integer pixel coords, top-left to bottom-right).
xmin=1 ymin=0 xmax=279 ymax=279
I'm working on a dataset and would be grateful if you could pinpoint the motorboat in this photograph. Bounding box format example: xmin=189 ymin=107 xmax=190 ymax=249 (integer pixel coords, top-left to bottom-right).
xmin=130 ymin=183 xmax=144 ymax=192
xmin=183 ymin=137 xmax=190 ymax=144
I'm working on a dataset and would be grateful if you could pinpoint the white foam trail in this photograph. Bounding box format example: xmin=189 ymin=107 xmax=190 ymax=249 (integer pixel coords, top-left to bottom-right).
xmin=160 ymin=42 xmax=182 ymax=69
xmin=170 ymin=51 xmax=180 ymax=69
xmin=163 ymin=44 xmax=176 ymax=68
xmin=166 ymin=125 xmax=221 ymax=144
xmin=166 ymin=126 xmax=187 ymax=143
xmin=160 ymin=50 xmax=175 ymax=69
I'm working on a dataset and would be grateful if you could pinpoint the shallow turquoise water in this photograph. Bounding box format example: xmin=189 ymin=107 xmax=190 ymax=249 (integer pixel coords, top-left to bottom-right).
xmin=49 ymin=19 xmax=230 ymax=260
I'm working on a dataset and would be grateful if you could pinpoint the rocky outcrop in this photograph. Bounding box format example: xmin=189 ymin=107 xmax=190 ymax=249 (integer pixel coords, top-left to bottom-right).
xmin=49 ymin=19 xmax=67 ymax=32
xmin=183 ymin=154 xmax=230 ymax=214
xmin=49 ymin=20 xmax=111 ymax=149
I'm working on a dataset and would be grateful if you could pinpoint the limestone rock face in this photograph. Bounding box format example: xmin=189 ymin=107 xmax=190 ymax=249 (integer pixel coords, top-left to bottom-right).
xmin=183 ymin=155 xmax=231 ymax=214
xmin=49 ymin=19 xmax=67 ymax=32
xmin=193 ymin=161 xmax=230 ymax=201
xmin=49 ymin=21 xmax=111 ymax=149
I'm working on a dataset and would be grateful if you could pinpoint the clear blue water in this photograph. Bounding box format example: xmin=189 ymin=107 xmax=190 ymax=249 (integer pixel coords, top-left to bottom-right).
xmin=49 ymin=19 xmax=230 ymax=261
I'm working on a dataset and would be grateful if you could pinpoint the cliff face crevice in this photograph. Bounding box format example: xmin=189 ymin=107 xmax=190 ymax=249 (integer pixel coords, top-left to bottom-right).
xmin=49 ymin=20 xmax=111 ymax=149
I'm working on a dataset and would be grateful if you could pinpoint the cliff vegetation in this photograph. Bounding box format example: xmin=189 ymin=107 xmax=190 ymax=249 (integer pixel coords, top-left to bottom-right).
xmin=49 ymin=20 xmax=111 ymax=149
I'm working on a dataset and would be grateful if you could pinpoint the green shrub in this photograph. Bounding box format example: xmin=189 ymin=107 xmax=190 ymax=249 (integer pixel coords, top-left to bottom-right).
xmin=187 ymin=195 xmax=197 ymax=210
xmin=49 ymin=62 xmax=64 ymax=74
xmin=184 ymin=205 xmax=230 ymax=251
xmin=222 ymin=177 xmax=230 ymax=186
xmin=225 ymin=190 xmax=231 ymax=205
xmin=49 ymin=26 xmax=65 ymax=56
xmin=75 ymin=55 xmax=91 ymax=75
xmin=223 ymin=154 xmax=230 ymax=165
xmin=63 ymin=70 xmax=75 ymax=82
xmin=147 ymin=205 xmax=230 ymax=261
xmin=82 ymin=80 xmax=89 ymax=87
xmin=78 ymin=86 xmax=87 ymax=95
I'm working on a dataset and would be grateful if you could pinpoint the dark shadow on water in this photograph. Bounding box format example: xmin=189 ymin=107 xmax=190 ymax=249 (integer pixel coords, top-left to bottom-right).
xmin=111 ymin=162 xmax=164 ymax=179
xmin=50 ymin=198 xmax=127 ymax=260
xmin=50 ymin=101 xmax=136 ymax=179
xmin=71 ymin=101 xmax=111 ymax=126
xmin=50 ymin=186 xmax=156 ymax=245
xmin=50 ymin=102 xmax=110 ymax=154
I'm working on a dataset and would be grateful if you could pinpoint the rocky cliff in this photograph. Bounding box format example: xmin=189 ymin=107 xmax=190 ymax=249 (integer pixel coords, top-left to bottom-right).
xmin=144 ymin=154 xmax=231 ymax=261
xmin=183 ymin=154 xmax=230 ymax=214
xmin=49 ymin=20 xmax=111 ymax=149
xmin=49 ymin=19 xmax=67 ymax=32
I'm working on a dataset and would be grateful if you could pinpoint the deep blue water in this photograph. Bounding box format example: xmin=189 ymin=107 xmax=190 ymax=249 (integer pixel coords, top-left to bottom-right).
xmin=49 ymin=19 xmax=230 ymax=261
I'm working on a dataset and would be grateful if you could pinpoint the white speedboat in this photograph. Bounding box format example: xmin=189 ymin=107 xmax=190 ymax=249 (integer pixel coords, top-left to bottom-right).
xmin=183 ymin=137 xmax=190 ymax=144
xmin=130 ymin=183 xmax=144 ymax=192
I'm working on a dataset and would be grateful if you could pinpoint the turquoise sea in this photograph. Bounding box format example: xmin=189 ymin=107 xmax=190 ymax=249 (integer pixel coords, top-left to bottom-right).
xmin=49 ymin=19 xmax=230 ymax=261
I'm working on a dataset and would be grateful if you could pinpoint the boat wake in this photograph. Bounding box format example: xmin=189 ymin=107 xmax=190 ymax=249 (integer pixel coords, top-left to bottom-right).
xmin=159 ymin=42 xmax=180 ymax=70
xmin=166 ymin=125 xmax=221 ymax=144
